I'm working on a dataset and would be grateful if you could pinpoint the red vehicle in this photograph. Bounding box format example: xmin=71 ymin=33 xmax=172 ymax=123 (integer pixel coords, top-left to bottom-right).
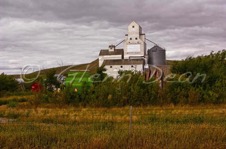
xmin=31 ymin=83 xmax=43 ymax=92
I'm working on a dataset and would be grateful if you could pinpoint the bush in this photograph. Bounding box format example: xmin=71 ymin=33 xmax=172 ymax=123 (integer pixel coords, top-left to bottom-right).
xmin=0 ymin=73 xmax=18 ymax=92
xmin=7 ymin=101 xmax=18 ymax=108
xmin=170 ymin=50 xmax=226 ymax=104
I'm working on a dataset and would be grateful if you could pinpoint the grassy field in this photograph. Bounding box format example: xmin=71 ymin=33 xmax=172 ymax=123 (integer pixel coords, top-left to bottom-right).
xmin=0 ymin=102 xmax=226 ymax=148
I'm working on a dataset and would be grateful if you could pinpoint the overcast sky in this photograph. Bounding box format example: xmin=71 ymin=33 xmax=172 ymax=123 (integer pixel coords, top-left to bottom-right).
xmin=0 ymin=0 xmax=226 ymax=74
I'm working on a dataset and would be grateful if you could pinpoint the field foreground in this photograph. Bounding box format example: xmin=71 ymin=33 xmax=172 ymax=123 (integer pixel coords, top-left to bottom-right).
xmin=0 ymin=105 xmax=226 ymax=149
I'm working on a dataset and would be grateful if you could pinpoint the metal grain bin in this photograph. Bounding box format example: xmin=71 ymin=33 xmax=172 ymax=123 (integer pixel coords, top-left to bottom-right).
xmin=148 ymin=45 xmax=166 ymax=65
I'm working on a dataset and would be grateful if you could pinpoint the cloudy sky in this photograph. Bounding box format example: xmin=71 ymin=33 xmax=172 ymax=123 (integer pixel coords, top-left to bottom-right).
xmin=0 ymin=0 xmax=226 ymax=74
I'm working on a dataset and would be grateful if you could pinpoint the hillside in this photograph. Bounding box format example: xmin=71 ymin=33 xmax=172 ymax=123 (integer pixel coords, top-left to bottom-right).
xmin=12 ymin=59 xmax=99 ymax=78
xmin=9 ymin=59 xmax=179 ymax=80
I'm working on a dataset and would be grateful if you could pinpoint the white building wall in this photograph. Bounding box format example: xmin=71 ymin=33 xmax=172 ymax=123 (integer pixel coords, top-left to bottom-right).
xmin=124 ymin=21 xmax=146 ymax=59
xmin=104 ymin=64 xmax=143 ymax=78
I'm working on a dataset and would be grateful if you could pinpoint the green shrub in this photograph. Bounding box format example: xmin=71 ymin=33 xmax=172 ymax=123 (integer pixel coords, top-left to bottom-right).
xmin=7 ymin=101 xmax=18 ymax=108
xmin=0 ymin=73 xmax=18 ymax=92
xmin=170 ymin=50 xmax=226 ymax=104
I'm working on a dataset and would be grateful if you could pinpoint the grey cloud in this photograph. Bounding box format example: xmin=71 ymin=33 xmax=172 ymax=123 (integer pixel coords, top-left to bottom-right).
xmin=1 ymin=0 xmax=225 ymax=24
xmin=0 ymin=0 xmax=226 ymax=74
xmin=0 ymin=18 xmax=125 ymax=74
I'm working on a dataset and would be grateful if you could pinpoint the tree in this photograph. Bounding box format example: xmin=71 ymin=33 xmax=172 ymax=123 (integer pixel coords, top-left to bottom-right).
xmin=170 ymin=50 xmax=226 ymax=104
xmin=0 ymin=73 xmax=18 ymax=92
xmin=95 ymin=66 xmax=107 ymax=82
xmin=45 ymin=69 xmax=60 ymax=91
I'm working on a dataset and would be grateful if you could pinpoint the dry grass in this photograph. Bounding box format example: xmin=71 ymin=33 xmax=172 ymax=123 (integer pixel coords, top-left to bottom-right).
xmin=0 ymin=104 xmax=226 ymax=148
xmin=0 ymin=95 xmax=33 ymax=102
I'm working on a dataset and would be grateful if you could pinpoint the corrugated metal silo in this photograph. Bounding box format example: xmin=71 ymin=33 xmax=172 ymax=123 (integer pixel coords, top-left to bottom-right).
xmin=148 ymin=45 xmax=166 ymax=65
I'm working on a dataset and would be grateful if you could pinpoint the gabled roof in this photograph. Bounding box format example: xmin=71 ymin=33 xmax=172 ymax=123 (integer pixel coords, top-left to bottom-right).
xmin=99 ymin=49 xmax=123 ymax=56
xmin=128 ymin=21 xmax=142 ymax=33
xmin=148 ymin=45 xmax=165 ymax=52
xmin=129 ymin=21 xmax=141 ymax=27
xmin=103 ymin=59 xmax=144 ymax=65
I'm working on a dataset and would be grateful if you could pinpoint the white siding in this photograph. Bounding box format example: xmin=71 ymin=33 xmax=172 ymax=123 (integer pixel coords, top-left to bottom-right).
xmin=104 ymin=64 xmax=143 ymax=78
xmin=124 ymin=21 xmax=146 ymax=59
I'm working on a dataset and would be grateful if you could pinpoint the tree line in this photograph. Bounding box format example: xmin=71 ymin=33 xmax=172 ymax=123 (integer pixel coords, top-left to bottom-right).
xmin=1 ymin=50 xmax=225 ymax=106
